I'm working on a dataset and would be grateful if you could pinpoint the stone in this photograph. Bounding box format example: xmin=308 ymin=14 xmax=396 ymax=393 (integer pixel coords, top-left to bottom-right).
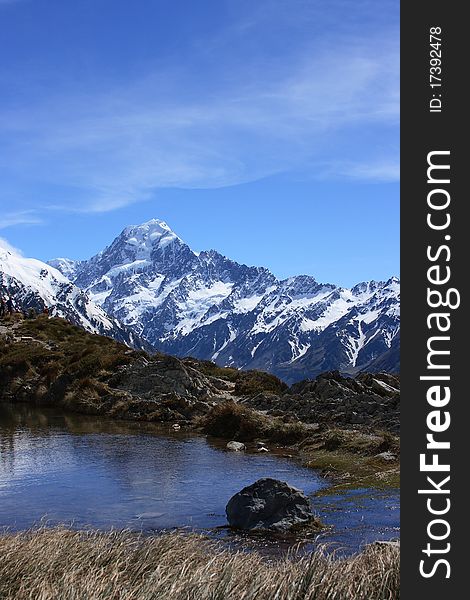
xmin=372 ymin=540 xmax=400 ymax=548
xmin=226 ymin=441 xmax=246 ymax=452
xmin=226 ymin=478 xmax=314 ymax=531
xmin=374 ymin=451 xmax=397 ymax=461
xmin=256 ymin=446 xmax=269 ymax=453
xmin=350 ymin=412 xmax=365 ymax=424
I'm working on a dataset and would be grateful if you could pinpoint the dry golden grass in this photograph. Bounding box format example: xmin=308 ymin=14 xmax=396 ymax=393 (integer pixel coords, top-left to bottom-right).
xmin=0 ymin=527 xmax=399 ymax=600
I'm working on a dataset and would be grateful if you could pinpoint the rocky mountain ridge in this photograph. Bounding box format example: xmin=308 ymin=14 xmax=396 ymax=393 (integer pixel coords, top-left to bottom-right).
xmin=49 ymin=218 xmax=400 ymax=383
xmin=0 ymin=242 xmax=147 ymax=350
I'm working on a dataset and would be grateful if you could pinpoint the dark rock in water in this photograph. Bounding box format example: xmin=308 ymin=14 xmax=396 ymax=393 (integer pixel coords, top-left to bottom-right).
xmin=226 ymin=478 xmax=314 ymax=531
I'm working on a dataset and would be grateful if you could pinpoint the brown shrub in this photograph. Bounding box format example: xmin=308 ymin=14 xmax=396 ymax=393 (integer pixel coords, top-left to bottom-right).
xmin=200 ymin=401 xmax=267 ymax=441
xmin=200 ymin=401 xmax=310 ymax=445
xmin=234 ymin=370 xmax=288 ymax=396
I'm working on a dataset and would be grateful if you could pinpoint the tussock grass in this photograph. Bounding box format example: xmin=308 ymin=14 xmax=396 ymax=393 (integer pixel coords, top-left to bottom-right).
xmin=313 ymin=428 xmax=400 ymax=457
xmin=233 ymin=369 xmax=288 ymax=396
xmin=299 ymin=428 xmax=400 ymax=490
xmin=0 ymin=317 xmax=137 ymax=382
xmin=185 ymin=358 xmax=288 ymax=396
xmin=199 ymin=401 xmax=307 ymax=444
xmin=303 ymin=450 xmax=400 ymax=491
xmin=0 ymin=527 xmax=399 ymax=600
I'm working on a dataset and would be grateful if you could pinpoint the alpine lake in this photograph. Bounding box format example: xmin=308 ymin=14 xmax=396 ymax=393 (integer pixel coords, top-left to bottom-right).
xmin=0 ymin=402 xmax=399 ymax=557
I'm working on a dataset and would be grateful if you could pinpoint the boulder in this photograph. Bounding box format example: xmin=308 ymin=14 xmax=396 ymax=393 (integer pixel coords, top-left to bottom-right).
xmin=107 ymin=355 xmax=218 ymax=400
xmin=226 ymin=478 xmax=314 ymax=531
xmin=226 ymin=441 xmax=246 ymax=452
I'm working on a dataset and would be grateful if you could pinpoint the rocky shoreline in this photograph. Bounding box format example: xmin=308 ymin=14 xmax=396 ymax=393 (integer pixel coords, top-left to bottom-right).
xmin=240 ymin=370 xmax=399 ymax=433
xmin=0 ymin=315 xmax=400 ymax=488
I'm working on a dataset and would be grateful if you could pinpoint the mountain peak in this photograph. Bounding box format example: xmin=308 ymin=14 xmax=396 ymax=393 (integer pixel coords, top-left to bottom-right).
xmin=39 ymin=220 xmax=400 ymax=382
xmin=124 ymin=218 xmax=175 ymax=234
xmin=121 ymin=218 xmax=182 ymax=250
xmin=112 ymin=219 xmax=186 ymax=263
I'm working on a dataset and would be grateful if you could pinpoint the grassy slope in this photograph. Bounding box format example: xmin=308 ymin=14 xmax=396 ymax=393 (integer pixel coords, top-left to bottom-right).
xmin=0 ymin=315 xmax=287 ymax=397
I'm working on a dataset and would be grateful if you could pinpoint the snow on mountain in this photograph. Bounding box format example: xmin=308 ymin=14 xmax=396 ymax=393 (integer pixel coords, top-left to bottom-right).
xmin=47 ymin=257 xmax=83 ymax=281
xmin=49 ymin=218 xmax=400 ymax=383
xmin=0 ymin=241 xmax=145 ymax=349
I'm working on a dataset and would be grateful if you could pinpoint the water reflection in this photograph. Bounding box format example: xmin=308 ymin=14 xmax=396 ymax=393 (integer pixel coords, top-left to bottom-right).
xmin=0 ymin=402 xmax=399 ymax=554
xmin=0 ymin=403 xmax=324 ymax=529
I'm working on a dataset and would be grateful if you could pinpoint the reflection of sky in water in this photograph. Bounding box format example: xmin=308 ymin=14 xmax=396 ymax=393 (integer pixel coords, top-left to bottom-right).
xmin=314 ymin=489 xmax=399 ymax=553
xmin=0 ymin=404 xmax=399 ymax=554
xmin=0 ymin=432 xmax=324 ymax=529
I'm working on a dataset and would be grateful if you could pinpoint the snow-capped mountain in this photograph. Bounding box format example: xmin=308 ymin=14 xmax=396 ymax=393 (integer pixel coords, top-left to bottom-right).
xmin=47 ymin=257 xmax=83 ymax=281
xmin=49 ymin=218 xmax=400 ymax=383
xmin=0 ymin=241 xmax=144 ymax=349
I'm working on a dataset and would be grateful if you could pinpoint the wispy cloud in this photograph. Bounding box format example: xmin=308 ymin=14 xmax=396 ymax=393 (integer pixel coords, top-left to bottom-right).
xmin=336 ymin=160 xmax=400 ymax=182
xmin=0 ymin=210 xmax=43 ymax=230
xmin=0 ymin=5 xmax=398 ymax=215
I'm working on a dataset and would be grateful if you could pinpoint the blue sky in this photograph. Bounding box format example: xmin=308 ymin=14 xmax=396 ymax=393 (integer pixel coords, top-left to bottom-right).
xmin=0 ymin=0 xmax=399 ymax=287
